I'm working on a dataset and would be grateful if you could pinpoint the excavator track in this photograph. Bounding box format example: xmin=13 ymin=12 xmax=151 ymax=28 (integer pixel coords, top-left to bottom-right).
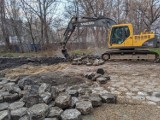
xmin=102 ymin=49 xmax=159 ymax=62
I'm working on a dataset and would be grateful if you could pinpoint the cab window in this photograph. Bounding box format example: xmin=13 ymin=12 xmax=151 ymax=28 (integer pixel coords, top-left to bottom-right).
xmin=110 ymin=26 xmax=130 ymax=44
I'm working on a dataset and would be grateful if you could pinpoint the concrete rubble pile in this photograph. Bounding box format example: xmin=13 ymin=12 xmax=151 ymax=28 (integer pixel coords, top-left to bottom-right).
xmin=84 ymin=68 xmax=110 ymax=84
xmin=0 ymin=68 xmax=116 ymax=120
xmin=72 ymin=55 xmax=105 ymax=66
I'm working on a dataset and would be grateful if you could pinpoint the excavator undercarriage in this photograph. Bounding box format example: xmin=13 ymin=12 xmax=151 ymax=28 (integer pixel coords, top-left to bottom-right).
xmin=102 ymin=49 xmax=159 ymax=61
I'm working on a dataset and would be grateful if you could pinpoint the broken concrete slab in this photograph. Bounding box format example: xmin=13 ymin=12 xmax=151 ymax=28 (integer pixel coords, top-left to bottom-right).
xmin=96 ymin=77 xmax=108 ymax=84
xmin=9 ymin=101 xmax=25 ymax=110
xmin=89 ymin=94 xmax=102 ymax=107
xmin=39 ymin=83 xmax=51 ymax=94
xmin=23 ymin=85 xmax=41 ymax=107
xmin=96 ymin=68 xmax=105 ymax=75
xmin=66 ymin=89 xmax=79 ymax=97
xmin=0 ymin=110 xmax=9 ymax=120
xmin=100 ymin=93 xmax=117 ymax=104
xmin=27 ymin=103 xmax=49 ymax=120
xmin=92 ymin=74 xmax=101 ymax=81
xmin=47 ymin=107 xmax=63 ymax=118
xmin=3 ymin=93 xmax=20 ymax=103
xmin=40 ymin=92 xmax=52 ymax=104
xmin=55 ymin=94 xmax=71 ymax=109
xmin=0 ymin=103 xmax=8 ymax=111
xmin=61 ymin=109 xmax=81 ymax=120
xmin=11 ymin=107 xmax=27 ymax=120
xmin=71 ymin=97 xmax=79 ymax=108
xmin=76 ymin=101 xmax=93 ymax=115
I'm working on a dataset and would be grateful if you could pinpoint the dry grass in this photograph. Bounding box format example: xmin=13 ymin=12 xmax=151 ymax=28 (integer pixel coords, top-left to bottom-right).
xmin=0 ymin=48 xmax=63 ymax=57
xmin=0 ymin=47 xmax=107 ymax=58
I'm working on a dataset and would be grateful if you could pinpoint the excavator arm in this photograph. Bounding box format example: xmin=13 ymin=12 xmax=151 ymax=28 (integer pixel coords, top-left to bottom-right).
xmin=61 ymin=16 xmax=117 ymax=58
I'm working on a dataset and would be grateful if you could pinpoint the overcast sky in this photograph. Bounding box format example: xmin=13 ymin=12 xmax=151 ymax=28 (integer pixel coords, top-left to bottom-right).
xmin=56 ymin=0 xmax=66 ymax=18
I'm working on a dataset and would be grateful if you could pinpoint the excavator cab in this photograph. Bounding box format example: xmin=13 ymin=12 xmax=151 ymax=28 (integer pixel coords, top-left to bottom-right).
xmin=108 ymin=24 xmax=133 ymax=49
xmin=108 ymin=24 xmax=157 ymax=49
xmin=110 ymin=26 xmax=130 ymax=45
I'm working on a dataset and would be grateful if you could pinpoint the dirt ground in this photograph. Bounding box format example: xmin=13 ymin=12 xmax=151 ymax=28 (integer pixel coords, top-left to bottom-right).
xmin=83 ymin=104 xmax=160 ymax=120
xmin=1 ymin=60 xmax=160 ymax=120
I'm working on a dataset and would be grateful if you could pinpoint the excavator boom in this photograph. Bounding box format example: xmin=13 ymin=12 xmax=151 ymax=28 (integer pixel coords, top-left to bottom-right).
xmin=61 ymin=16 xmax=116 ymax=58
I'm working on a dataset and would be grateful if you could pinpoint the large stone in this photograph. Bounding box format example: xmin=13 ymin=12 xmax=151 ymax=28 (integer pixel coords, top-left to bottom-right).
xmin=40 ymin=92 xmax=52 ymax=104
xmin=18 ymin=76 xmax=35 ymax=90
xmin=3 ymin=93 xmax=20 ymax=102
xmin=48 ymin=101 xmax=55 ymax=108
xmin=78 ymin=87 xmax=92 ymax=96
xmin=19 ymin=115 xmax=29 ymax=120
xmin=79 ymin=95 xmax=90 ymax=101
xmin=146 ymin=96 xmax=160 ymax=102
xmin=89 ymin=94 xmax=102 ymax=107
xmin=23 ymin=85 xmax=41 ymax=107
xmin=27 ymin=103 xmax=49 ymax=120
xmin=92 ymin=87 xmax=109 ymax=95
xmin=100 ymin=93 xmax=117 ymax=104
xmin=96 ymin=68 xmax=105 ymax=75
xmin=39 ymin=83 xmax=51 ymax=94
xmin=86 ymin=62 xmax=92 ymax=66
xmin=71 ymin=97 xmax=79 ymax=108
xmin=55 ymin=85 xmax=65 ymax=94
xmin=104 ymin=75 xmax=111 ymax=81
xmin=84 ymin=72 xmax=95 ymax=80
xmin=8 ymin=85 xmax=22 ymax=94
xmin=66 ymin=89 xmax=79 ymax=97
xmin=11 ymin=107 xmax=27 ymax=120
xmin=76 ymin=101 xmax=92 ymax=115
xmin=66 ymin=86 xmax=79 ymax=97
xmin=0 ymin=79 xmax=8 ymax=86
xmin=0 ymin=110 xmax=9 ymax=120
xmin=47 ymin=107 xmax=63 ymax=118
xmin=0 ymin=92 xmax=10 ymax=97
xmin=55 ymin=94 xmax=71 ymax=109
xmin=61 ymin=109 xmax=81 ymax=120
xmin=96 ymin=77 xmax=107 ymax=84
xmin=4 ymin=82 xmax=16 ymax=91
xmin=9 ymin=101 xmax=25 ymax=110
xmin=93 ymin=59 xmax=100 ymax=66
xmin=92 ymin=74 xmax=101 ymax=81
xmin=0 ymin=103 xmax=8 ymax=111
xmin=51 ymin=87 xmax=58 ymax=100
xmin=23 ymin=94 xmax=40 ymax=107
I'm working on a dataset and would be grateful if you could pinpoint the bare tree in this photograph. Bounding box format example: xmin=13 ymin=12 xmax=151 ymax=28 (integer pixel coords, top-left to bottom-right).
xmin=5 ymin=0 xmax=24 ymax=52
xmin=128 ymin=0 xmax=160 ymax=31
xmin=20 ymin=0 xmax=58 ymax=48
xmin=0 ymin=0 xmax=10 ymax=50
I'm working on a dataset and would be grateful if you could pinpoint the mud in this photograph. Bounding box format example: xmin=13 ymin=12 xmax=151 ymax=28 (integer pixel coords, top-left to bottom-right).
xmin=0 ymin=57 xmax=66 ymax=71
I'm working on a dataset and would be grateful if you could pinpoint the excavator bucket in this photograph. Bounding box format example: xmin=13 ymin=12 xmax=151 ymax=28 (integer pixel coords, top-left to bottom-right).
xmin=62 ymin=49 xmax=70 ymax=58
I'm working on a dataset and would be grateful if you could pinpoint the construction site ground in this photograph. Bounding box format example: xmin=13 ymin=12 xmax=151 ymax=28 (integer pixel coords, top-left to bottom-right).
xmin=1 ymin=60 xmax=160 ymax=120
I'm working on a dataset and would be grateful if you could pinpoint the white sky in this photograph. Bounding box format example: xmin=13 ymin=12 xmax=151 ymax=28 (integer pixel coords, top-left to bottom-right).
xmin=56 ymin=0 xmax=67 ymax=18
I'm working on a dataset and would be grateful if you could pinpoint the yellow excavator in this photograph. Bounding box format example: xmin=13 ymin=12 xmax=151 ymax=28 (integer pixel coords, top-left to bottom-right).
xmin=61 ymin=16 xmax=159 ymax=61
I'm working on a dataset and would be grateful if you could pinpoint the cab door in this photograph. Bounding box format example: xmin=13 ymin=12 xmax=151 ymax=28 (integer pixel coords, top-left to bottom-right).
xmin=109 ymin=25 xmax=133 ymax=48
